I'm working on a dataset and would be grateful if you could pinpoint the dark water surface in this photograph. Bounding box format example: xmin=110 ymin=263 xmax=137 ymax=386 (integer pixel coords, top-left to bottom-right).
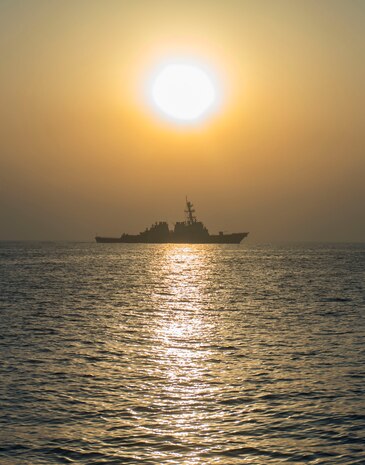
xmin=0 ymin=242 xmax=364 ymax=464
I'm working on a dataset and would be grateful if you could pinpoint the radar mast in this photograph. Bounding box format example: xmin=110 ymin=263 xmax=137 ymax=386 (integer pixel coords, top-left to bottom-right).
xmin=185 ymin=197 xmax=197 ymax=224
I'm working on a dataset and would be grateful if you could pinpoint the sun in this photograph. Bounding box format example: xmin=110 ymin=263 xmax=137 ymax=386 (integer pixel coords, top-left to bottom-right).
xmin=150 ymin=62 xmax=218 ymax=123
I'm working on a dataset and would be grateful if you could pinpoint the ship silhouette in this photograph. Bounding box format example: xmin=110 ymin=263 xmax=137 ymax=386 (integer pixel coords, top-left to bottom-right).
xmin=95 ymin=198 xmax=248 ymax=244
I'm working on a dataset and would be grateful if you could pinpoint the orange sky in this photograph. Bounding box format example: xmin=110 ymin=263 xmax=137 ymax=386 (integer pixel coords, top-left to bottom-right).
xmin=0 ymin=0 xmax=364 ymax=241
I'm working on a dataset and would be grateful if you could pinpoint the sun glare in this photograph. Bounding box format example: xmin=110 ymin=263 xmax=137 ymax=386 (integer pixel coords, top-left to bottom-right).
xmin=150 ymin=62 xmax=218 ymax=123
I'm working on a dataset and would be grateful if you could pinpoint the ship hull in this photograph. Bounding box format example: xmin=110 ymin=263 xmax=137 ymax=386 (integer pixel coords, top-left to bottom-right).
xmin=95 ymin=233 xmax=248 ymax=244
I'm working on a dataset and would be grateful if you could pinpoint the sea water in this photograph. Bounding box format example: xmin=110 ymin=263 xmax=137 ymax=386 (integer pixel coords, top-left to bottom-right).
xmin=0 ymin=242 xmax=364 ymax=464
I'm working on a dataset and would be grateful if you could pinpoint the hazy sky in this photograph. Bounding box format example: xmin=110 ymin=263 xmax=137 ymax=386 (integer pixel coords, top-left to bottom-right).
xmin=1 ymin=0 xmax=364 ymax=241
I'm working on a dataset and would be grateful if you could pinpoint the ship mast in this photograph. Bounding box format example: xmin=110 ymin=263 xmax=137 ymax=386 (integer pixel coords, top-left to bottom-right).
xmin=185 ymin=197 xmax=197 ymax=224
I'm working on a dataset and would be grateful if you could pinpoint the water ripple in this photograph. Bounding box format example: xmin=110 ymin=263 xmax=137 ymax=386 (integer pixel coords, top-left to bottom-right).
xmin=0 ymin=242 xmax=364 ymax=464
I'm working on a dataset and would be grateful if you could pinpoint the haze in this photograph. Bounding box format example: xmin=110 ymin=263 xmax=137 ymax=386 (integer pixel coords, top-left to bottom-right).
xmin=1 ymin=0 xmax=364 ymax=242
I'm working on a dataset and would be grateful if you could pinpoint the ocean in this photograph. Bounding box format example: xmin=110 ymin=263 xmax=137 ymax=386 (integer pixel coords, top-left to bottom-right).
xmin=0 ymin=242 xmax=364 ymax=464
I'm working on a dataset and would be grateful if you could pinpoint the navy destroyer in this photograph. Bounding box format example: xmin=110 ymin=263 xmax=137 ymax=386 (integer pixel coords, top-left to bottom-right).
xmin=95 ymin=199 xmax=248 ymax=244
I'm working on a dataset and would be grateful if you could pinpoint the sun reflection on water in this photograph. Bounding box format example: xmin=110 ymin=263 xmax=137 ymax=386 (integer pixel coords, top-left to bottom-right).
xmin=149 ymin=245 xmax=220 ymax=463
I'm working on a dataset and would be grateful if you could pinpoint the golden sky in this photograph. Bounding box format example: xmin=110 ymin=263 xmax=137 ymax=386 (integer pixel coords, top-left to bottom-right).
xmin=0 ymin=0 xmax=364 ymax=241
